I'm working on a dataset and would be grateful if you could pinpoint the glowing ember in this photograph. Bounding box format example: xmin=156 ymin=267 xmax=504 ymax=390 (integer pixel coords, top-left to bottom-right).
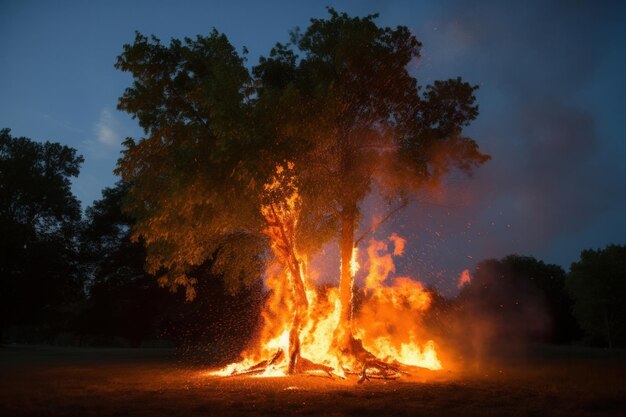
xmin=212 ymin=163 xmax=443 ymax=379
xmin=457 ymin=269 xmax=472 ymax=289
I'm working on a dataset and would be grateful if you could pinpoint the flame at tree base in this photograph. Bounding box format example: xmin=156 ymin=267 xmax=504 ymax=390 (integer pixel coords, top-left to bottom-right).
xmin=212 ymin=276 xmax=443 ymax=380
xmin=212 ymin=164 xmax=443 ymax=380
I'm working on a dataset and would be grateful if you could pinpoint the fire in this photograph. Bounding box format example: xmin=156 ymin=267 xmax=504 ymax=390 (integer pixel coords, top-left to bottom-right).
xmin=350 ymin=247 xmax=360 ymax=277
xmin=212 ymin=163 xmax=442 ymax=379
xmin=457 ymin=269 xmax=472 ymax=288
xmin=353 ymin=235 xmax=442 ymax=371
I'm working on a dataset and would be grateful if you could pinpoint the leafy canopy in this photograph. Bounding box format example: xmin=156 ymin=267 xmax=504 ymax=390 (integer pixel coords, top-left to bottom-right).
xmin=115 ymin=31 xmax=270 ymax=299
xmin=0 ymin=128 xmax=84 ymax=333
xmin=0 ymin=128 xmax=83 ymax=233
xmin=253 ymin=9 xmax=488 ymax=243
xmin=115 ymin=9 xmax=489 ymax=299
xmin=567 ymin=245 xmax=626 ymax=347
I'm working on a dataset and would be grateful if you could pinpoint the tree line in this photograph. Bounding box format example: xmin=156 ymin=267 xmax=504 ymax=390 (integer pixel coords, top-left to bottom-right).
xmin=2 ymin=9 xmax=624 ymax=353
xmin=1 ymin=127 xmax=624 ymax=350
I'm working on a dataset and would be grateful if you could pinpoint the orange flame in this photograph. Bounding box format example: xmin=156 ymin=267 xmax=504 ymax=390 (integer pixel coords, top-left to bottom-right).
xmin=213 ymin=163 xmax=442 ymax=377
xmin=457 ymin=269 xmax=472 ymax=289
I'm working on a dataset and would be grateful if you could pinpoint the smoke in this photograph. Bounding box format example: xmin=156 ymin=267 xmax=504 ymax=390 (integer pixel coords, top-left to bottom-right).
xmin=422 ymin=256 xmax=556 ymax=370
xmin=359 ymin=0 xmax=626 ymax=294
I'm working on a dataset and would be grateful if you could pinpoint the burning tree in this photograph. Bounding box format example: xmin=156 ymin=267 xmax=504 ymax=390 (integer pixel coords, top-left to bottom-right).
xmin=115 ymin=9 xmax=488 ymax=379
xmin=253 ymin=9 xmax=489 ymax=355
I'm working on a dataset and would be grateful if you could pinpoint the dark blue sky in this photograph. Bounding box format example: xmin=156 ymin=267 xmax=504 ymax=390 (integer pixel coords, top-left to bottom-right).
xmin=2 ymin=0 xmax=625 ymax=293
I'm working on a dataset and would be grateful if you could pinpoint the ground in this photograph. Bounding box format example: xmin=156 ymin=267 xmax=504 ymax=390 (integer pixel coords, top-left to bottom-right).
xmin=1 ymin=345 xmax=625 ymax=416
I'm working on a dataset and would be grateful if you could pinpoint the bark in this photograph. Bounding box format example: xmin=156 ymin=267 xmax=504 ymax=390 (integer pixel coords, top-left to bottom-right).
xmin=335 ymin=203 xmax=357 ymax=350
xmin=287 ymin=265 xmax=307 ymax=374
xmin=268 ymin=203 xmax=309 ymax=374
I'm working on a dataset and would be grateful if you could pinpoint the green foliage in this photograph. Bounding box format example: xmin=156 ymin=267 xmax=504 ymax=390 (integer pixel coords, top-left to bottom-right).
xmin=115 ymin=32 xmax=268 ymax=299
xmin=567 ymin=245 xmax=626 ymax=348
xmin=253 ymin=8 xmax=489 ymax=240
xmin=0 ymin=128 xmax=84 ymax=341
xmin=115 ymin=9 xmax=489 ymax=299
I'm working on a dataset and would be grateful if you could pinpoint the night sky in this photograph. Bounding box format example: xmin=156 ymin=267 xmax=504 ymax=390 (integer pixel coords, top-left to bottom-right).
xmin=2 ymin=0 xmax=625 ymax=294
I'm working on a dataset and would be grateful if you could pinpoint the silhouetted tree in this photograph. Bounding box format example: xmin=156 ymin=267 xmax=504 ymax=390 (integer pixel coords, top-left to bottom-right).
xmin=0 ymin=128 xmax=84 ymax=342
xmin=78 ymin=182 xmax=169 ymax=346
xmin=79 ymin=182 xmax=264 ymax=350
xmin=567 ymin=245 xmax=626 ymax=348
xmin=162 ymin=262 xmax=265 ymax=361
xmin=501 ymin=255 xmax=580 ymax=343
xmin=457 ymin=255 xmax=579 ymax=346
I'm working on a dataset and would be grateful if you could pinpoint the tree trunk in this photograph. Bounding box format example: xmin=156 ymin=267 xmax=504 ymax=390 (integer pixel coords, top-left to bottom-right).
xmin=336 ymin=203 xmax=356 ymax=350
xmin=266 ymin=203 xmax=309 ymax=374
xmin=287 ymin=257 xmax=308 ymax=374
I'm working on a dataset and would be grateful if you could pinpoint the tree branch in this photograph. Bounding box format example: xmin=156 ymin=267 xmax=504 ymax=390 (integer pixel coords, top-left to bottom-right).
xmin=354 ymin=199 xmax=409 ymax=246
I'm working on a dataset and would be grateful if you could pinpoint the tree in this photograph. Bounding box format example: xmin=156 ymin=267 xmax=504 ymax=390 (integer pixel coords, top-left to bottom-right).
xmin=0 ymin=128 xmax=84 ymax=342
xmin=504 ymin=255 xmax=580 ymax=344
xmin=568 ymin=245 xmax=626 ymax=348
xmin=253 ymin=9 xmax=489 ymax=349
xmin=456 ymin=255 xmax=580 ymax=348
xmin=115 ymin=29 xmax=321 ymax=370
xmin=115 ymin=9 xmax=488 ymax=369
xmin=115 ymin=31 xmax=268 ymax=301
xmin=79 ymin=182 xmax=162 ymax=346
xmin=78 ymin=182 xmax=264 ymax=349
xmin=81 ymin=182 xmax=140 ymax=274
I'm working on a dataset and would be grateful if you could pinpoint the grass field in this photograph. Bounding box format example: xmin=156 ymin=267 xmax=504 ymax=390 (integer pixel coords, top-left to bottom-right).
xmin=1 ymin=344 xmax=625 ymax=416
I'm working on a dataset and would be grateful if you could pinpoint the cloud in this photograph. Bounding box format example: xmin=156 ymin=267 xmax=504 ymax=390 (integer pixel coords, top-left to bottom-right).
xmin=81 ymin=108 xmax=125 ymax=160
xmin=94 ymin=108 xmax=121 ymax=147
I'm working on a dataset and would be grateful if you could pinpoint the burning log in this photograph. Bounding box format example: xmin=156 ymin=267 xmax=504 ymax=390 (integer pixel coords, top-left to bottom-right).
xmin=228 ymin=349 xmax=285 ymax=376
xmin=226 ymin=348 xmax=336 ymax=378
xmin=356 ymin=359 xmax=410 ymax=383
xmin=291 ymin=355 xmax=335 ymax=377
